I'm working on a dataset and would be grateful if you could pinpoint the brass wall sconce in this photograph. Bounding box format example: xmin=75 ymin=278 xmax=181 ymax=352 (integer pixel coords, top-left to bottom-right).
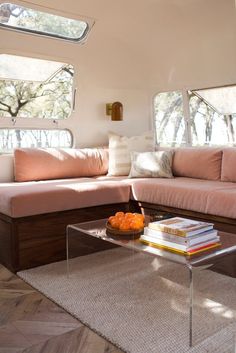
xmin=106 ymin=102 xmax=123 ymax=121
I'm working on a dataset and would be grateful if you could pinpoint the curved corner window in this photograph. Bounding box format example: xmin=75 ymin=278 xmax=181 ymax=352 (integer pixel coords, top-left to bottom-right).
xmin=0 ymin=54 xmax=74 ymax=120
xmin=189 ymin=86 xmax=236 ymax=146
xmin=0 ymin=3 xmax=89 ymax=42
xmin=154 ymin=85 xmax=236 ymax=147
xmin=154 ymin=91 xmax=186 ymax=147
xmin=0 ymin=129 xmax=72 ymax=152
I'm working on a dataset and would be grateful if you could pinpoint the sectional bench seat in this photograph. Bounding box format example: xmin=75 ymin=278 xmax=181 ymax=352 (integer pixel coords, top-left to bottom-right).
xmin=1 ymin=146 xmax=236 ymax=274
xmin=0 ymin=177 xmax=130 ymax=218
xmin=128 ymin=177 xmax=236 ymax=220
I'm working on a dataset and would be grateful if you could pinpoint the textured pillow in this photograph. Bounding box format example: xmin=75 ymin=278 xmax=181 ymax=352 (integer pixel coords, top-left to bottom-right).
xmin=221 ymin=148 xmax=236 ymax=182
xmin=108 ymin=131 xmax=154 ymax=176
xmin=129 ymin=151 xmax=173 ymax=178
xmin=172 ymin=147 xmax=222 ymax=180
xmin=14 ymin=147 xmax=109 ymax=182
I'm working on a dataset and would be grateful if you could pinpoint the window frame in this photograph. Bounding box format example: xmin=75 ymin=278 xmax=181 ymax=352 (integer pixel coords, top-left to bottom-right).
xmin=0 ymin=54 xmax=76 ymax=121
xmin=0 ymin=52 xmax=77 ymax=151
xmin=153 ymin=83 xmax=236 ymax=147
xmin=0 ymin=127 xmax=74 ymax=152
xmin=0 ymin=2 xmax=94 ymax=43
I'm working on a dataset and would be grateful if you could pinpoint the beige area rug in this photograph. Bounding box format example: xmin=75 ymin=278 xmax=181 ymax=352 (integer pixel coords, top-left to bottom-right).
xmin=18 ymin=248 xmax=236 ymax=353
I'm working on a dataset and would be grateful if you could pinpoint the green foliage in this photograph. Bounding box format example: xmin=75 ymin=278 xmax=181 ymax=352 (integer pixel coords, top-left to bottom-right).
xmin=0 ymin=65 xmax=74 ymax=119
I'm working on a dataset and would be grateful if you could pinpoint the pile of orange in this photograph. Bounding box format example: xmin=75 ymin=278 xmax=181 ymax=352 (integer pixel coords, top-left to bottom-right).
xmin=108 ymin=212 xmax=145 ymax=231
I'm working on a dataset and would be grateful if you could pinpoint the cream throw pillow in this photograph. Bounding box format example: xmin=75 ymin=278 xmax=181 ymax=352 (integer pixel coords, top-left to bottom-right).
xmin=128 ymin=150 xmax=173 ymax=178
xmin=108 ymin=131 xmax=154 ymax=176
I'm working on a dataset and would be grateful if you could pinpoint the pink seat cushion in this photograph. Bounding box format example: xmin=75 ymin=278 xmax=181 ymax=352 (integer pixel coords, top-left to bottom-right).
xmin=221 ymin=148 xmax=236 ymax=182
xmin=206 ymin=186 xmax=236 ymax=219
xmin=0 ymin=177 xmax=130 ymax=218
xmin=14 ymin=148 xmax=109 ymax=182
xmin=172 ymin=148 xmax=222 ymax=180
xmin=128 ymin=177 xmax=235 ymax=216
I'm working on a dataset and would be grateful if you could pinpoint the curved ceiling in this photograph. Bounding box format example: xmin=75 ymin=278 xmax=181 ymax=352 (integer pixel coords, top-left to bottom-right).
xmin=2 ymin=0 xmax=236 ymax=90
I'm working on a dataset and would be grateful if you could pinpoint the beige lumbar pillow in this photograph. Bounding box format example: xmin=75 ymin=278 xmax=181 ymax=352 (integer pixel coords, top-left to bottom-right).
xmin=128 ymin=150 xmax=173 ymax=178
xmin=108 ymin=131 xmax=154 ymax=176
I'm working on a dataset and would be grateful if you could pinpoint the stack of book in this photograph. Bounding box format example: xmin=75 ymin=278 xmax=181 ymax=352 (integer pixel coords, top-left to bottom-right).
xmin=140 ymin=217 xmax=221 ymax=256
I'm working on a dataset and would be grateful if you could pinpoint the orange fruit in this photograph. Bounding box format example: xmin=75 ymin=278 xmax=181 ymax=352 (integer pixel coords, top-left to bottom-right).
xmin=134 ymin=213 xmax=145 ymax=221
xmin=124 ymin=212 xmax=133 ymax=219
xmin=115 ymin=211 xmax=125 ymax=218
xmin=130 ymin=218 xmax=144 ymax=230
xmin=108 ymin=216 xmax=115 ymax=224
xmin=108 ymin=211 xmax=144 ymax=231
xmin=119 ymin=220 xmax=131 ymax=231
xmin=110 ymin=218 xmax=120 ymax=229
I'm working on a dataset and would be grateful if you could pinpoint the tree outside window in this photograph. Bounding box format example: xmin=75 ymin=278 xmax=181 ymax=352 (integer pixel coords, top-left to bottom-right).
xmin=154 ymin=85 xmax=236 ymax=147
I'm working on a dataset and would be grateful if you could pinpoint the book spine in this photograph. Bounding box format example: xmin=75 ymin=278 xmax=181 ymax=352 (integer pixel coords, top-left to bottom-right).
xmin=141 ymin=239 xmax=187 ymax=254
xmin=141 ymin=239 xmax=221 ymax=256
xmin=144 ymin=228 xmax=187 ymax=244
xmin=141 ymin=235 xmax=187 ymax=251
xmin=144 ymin=227 xmax=219 ymax=246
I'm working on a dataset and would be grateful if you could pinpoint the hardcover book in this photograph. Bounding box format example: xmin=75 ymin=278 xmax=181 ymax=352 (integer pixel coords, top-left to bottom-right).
xmin=148 ymin=217 xmax=214 ymax=237
xmin=141 ymin=233 xmax=220 ymax=252
xmin=140 ymin=238 xmax=221 ymax=256
xmin=143 ymin=227 xmax=218 ymax=246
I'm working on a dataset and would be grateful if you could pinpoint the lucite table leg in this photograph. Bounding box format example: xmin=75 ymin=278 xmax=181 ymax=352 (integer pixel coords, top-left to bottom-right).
xmin=189 ymin=265 xmax=193 ymax=347
xmin=66 ymin=226 xmax=69 ymax=278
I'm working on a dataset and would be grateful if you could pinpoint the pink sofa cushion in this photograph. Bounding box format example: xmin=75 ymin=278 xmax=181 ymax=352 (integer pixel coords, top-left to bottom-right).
xmin=221 ymin=148 xmax=236 ymax=182
xmin=14 ymin=148 xmax=109 ymax=182
xmin=206 ymin=186 xmax=236 ymax=219
xmin=128 ymin=177 xmax=236 ymax=216
xmin=172 ymin=148 xmax=222 ymax=180
xmin=0 ymin=177 xmax=130 ymax=218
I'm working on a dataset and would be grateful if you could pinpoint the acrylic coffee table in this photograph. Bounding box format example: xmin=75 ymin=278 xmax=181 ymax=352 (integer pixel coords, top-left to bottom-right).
xmin=66 ymin=218 xmax=236 ymax=347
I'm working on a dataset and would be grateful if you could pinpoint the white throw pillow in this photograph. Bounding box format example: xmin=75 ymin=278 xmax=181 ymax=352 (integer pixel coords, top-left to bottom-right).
xmin=0 ymin=154 xmax=14 ymax=182
xmin=128 ymin=150 xmax=173 ymax=178
xmin=108 ymin=131 xmax=154 ymax=176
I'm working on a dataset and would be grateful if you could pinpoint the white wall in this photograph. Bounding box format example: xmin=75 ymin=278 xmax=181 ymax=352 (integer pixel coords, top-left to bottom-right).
xmin=1 ymin=0 xmax=236 ymax=146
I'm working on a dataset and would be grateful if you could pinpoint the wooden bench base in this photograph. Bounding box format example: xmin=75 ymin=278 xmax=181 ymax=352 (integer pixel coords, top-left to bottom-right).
xmin=0 ymin=203 xmax=131 ymax=273
xmin=1 ymin=200 xmax=236 ymax=276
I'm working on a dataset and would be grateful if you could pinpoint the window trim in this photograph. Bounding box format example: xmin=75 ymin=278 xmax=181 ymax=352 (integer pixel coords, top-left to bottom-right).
xmin=0 ymin=127 xmax=74 ymax=152
xmin=0 ymin=2 xmax=95 ymax=43
xmin=0 ymin=54 xmax=75 ymax=120
xmin=153 ymin=83 xmax=236 ymax=147
xmin=0 ymin=51 xmax=77 ymax=151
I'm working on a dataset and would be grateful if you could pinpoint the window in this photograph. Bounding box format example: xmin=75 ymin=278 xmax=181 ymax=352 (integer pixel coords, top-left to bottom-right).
xmin=0 ymin=129 xmax=72 ymax=152
xmin=154 ymin=85 xmax=236 ymax=147
xmin=0 ymin=54 xmax=74 ymax=120
xmin=190 ymin=87 xmax=236 ymax=146
xmin=154 ymin=91 xmax=186 ymax=147
xmin=0 ymin=3 xmax=90 ymax=42
xmin=0 ymin=54 xmax=74 ymax=150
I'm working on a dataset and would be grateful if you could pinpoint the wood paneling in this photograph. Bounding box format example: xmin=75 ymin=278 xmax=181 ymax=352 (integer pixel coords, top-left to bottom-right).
xmin=0 ymin=203 xmax=130 ymax=272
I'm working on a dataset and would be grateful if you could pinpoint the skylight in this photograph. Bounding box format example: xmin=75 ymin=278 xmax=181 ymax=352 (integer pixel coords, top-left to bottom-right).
xmin=0 ymin=3 xmax=89 ymax=42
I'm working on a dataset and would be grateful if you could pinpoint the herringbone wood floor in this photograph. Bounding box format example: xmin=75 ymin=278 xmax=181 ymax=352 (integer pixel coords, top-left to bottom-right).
xmin=0 ymin=265 xmax=124 ymax=353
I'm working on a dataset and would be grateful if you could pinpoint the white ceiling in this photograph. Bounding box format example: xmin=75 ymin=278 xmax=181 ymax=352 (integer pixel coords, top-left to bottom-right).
xmin=3 ymin=0 xmax=236 ymax=90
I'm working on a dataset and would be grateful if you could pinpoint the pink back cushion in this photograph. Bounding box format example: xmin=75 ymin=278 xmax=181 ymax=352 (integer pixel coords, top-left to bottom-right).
xmin=14 ymin=148 xmax=109 ymax=182
xmin=172 ymin=148 xmax=222 ymax=180
xmin=221 ymin=148 xmax=236 ymax=182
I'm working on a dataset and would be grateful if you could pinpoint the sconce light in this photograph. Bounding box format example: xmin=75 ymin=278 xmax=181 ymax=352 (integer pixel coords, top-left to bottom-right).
xmin=106 ymin=102 xmax=123 ymax=121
